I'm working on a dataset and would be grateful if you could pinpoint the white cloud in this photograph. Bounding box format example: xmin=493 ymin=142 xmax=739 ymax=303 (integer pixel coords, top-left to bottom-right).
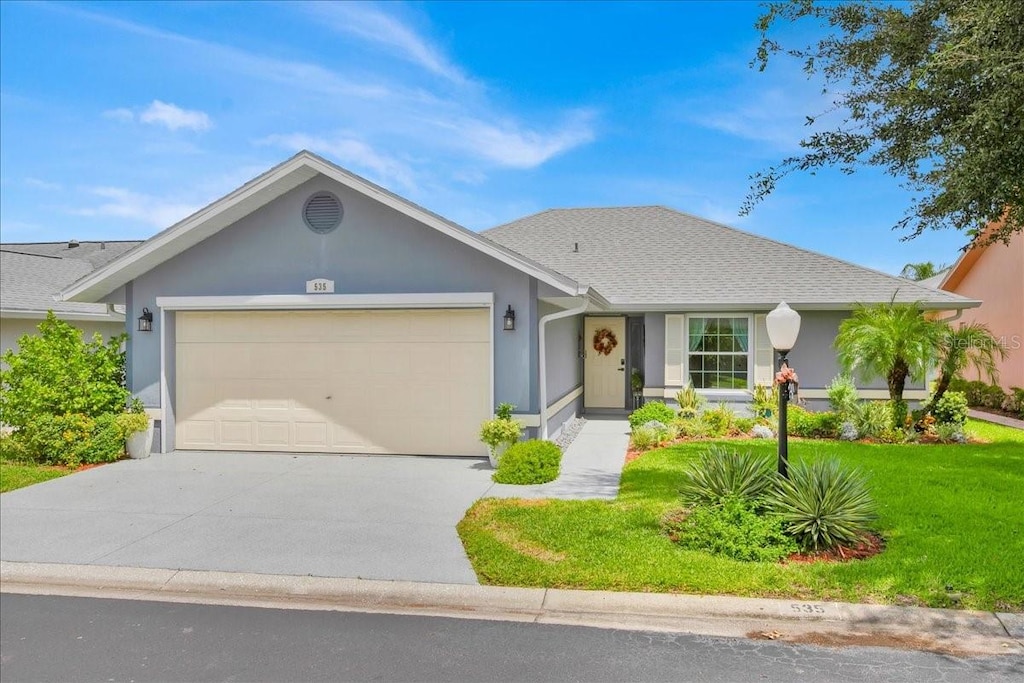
xmin=687 ymin=80 xmax=839 ymax=153
xmin=139 ymin=100 xmax=211 ymax=132
xmin=305 ymin=2 xmax=468 ymax=85
xmin=258 ymin=133 xmax=417 ymax=192
xmin=102 ymin=101 xmax=212 ymax=132
xmin=442 ymin=111 xmax=597 ymax=169
xmin=24 ymin=177 xmax=62 ymax=190
xmin=103 ymin=107 xmax=135 ymax=123
xmin=71 ymin=186 xmax=200 ymax=228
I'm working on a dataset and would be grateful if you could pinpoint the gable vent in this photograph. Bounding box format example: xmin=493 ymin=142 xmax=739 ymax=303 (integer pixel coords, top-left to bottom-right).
xmin=302 ymin=192 xmax=343 ymax=234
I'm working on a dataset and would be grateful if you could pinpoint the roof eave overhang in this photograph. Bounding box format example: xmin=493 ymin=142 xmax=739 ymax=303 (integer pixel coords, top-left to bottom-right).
xmin=59 ymin=151 xmax=581 ymax=303
xmin=0 ymin=308 xmax=126 ymax=322
xmin=596 ymin=299 xmax=982 ymax=313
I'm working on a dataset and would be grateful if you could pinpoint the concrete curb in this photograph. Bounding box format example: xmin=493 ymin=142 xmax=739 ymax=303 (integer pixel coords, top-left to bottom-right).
xmin=2 ymin=561 xmax=1021 ymax=656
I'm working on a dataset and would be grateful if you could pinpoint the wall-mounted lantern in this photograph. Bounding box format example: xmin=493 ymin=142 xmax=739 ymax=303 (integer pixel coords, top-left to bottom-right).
xmin=503 ymin=305 xmax=516 ymax=331
xmin=138 ymin=307 xmax=153 ymax=332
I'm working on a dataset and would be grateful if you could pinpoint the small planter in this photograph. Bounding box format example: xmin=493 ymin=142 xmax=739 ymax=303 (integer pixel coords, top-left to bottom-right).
xmin=126 ymin=420 xmax=154 ymax=459
xmin=488 ymin=442 xmax=510 ymax=469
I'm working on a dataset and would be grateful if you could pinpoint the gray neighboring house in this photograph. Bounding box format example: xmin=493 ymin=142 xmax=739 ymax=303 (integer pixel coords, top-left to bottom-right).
xmin=1 ymin=241 xmax=141 ymax=355
xmin=56 ymin=151 xmax=977 ymax=457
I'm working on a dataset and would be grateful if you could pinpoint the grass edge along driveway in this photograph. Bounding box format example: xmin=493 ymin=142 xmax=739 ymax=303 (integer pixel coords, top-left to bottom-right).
xmin=458 ymin=420 xmax=1024 ymax=611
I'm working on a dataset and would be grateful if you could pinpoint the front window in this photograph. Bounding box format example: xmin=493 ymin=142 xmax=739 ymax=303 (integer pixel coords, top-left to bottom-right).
xmin=687 ymin=316 xmax=750 ymax=390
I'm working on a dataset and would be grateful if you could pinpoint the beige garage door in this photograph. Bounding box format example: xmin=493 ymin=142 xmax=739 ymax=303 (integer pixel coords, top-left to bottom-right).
xmin=175 ymin=309 xmax=490 ymax=456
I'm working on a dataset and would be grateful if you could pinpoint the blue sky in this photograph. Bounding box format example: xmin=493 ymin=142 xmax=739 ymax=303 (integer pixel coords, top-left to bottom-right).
xmin=0 ymin=1 xmax=967 ymax=274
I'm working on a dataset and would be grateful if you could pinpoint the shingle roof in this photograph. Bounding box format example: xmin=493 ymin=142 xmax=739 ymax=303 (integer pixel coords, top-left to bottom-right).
xmin=0 ymin=241 xmax=143 ymax=316
xmin=482 ymin=206 xmax=976 ymax=309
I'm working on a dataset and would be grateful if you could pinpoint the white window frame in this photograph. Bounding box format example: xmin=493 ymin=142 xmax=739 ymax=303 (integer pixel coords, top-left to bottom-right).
xmin=683 ymin=313 xmax=755 ymax=396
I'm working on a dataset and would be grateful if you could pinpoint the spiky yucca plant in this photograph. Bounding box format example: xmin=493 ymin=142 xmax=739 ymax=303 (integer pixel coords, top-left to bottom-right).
xmin=679 ymin=447 xmax=775 ymax=508
xmin=768 ymin=458 xmax=877 ymax=551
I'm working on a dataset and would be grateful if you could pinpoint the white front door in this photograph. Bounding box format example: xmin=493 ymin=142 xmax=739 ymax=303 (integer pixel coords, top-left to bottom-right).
xmin=584 ymin=316 xmax=626 ymax=408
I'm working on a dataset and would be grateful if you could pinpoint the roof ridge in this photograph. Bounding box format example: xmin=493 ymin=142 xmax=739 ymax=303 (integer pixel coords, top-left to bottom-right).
xmin=0 ymin=249 xmax=63 ymax=259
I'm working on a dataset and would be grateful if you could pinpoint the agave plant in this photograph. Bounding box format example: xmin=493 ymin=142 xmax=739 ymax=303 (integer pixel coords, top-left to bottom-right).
xmin=679 ymin=446 xmax=775 ymax=508
xmin=768 ymin=458 xmax=877 ymax=551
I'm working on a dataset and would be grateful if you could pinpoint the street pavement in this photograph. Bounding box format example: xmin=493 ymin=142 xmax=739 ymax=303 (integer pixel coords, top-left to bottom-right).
xmin=2 ymin=593 xmax=1021 ymax=683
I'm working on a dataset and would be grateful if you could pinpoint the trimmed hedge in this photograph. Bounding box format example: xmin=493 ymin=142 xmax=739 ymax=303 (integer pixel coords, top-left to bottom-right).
xmin=492 ymin=439 xmax=562 ymax=485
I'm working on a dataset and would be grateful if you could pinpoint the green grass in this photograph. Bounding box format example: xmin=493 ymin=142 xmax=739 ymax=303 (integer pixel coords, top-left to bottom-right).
xmin=458 ymin=418 xmax=1024 ymax=610
xmin=0 ymin=459 xmax=69 ymax=493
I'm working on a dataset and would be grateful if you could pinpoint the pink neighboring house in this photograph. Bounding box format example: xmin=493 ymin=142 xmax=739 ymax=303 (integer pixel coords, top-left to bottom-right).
xmin=937 ymin=227 xmax=1024 ymax=390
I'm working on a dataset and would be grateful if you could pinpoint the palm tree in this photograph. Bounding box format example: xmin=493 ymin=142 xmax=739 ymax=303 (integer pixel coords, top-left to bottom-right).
xmin=925 ymin=322 xmax=1006 ymax=411
xmin=900 ymin=261 xmax=945 ymax=281
xmin=835 ymin=301 xmax=944 ymax=403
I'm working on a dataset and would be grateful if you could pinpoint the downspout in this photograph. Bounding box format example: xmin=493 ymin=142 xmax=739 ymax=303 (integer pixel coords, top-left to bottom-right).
xmin=539 ymin=296 xmax=589 ymax=440
xmin=933 ymin=309 xmax=964 ymax=324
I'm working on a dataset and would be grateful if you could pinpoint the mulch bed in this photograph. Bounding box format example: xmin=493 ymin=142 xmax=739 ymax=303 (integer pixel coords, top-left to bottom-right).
xmin=785 ymin=533 xmax=885 ymax=564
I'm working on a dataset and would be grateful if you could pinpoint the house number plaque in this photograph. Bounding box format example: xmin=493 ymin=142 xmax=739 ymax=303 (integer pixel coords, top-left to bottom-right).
xmin=306 ymin=278 xmax=335 ymax=294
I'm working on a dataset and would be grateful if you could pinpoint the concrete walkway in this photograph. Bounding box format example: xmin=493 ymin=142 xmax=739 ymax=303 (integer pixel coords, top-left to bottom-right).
xmin=486 ymin=417 xmax=629 ymax=500
xmin=969 ymin=409 xmax=1024 ymax=430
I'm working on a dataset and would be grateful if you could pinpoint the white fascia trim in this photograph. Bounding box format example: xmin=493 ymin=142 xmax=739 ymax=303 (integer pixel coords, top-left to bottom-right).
xmin=603 ymin=301 xmax=981 ymax=312
xmin=61 ymin=152 xmax=580 ymax=303
xmin=155 ymin=292 xmax=494 ymax=311
xmin=0 ymin=309 xmax=125 ymax=322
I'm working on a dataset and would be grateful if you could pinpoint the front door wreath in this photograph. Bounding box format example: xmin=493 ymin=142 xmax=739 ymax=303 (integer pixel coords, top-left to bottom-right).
xmin=592 ymin=328 xmax=619 ymax=356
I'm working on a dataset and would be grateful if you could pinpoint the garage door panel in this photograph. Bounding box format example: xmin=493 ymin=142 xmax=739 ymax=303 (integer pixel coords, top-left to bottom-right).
xmin=176 ymin=309 xmax=490 ymax=456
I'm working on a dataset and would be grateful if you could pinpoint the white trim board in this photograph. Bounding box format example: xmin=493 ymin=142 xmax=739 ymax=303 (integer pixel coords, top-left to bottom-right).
xmin=547 ymin=385 xmax=583 ymax=415
xmin=155 ymin=292 xmax=494 ymax=311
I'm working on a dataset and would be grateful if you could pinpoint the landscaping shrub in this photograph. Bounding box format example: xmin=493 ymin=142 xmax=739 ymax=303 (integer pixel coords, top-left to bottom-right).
xmin=934 ymin=423 xmax=967 ymax=444
xmin=663 ymin=497 xmax=797 ymax=562
xmin=950 ymin=378 xmax=1009 ymax=411
xmin=15 ymin=412 xmax=125 ymax=468
xmin=826 ymin=373 xmax=859 ymax=421
xmin=733 ymin=417 xmax=755 ymax=434
xmin=768 ymin=458 xmax=877 ymax=551
xmin=0 ymin=312 xmax=128 ymax=430
xmin=751 ymin=424 xmax=774 ymax=439
xmin=678 ymin=446 xmax=775 ymax=508
xmin=854 ymin=401 xmax=892 ymax=439
xmin=479 ymin=402 xmax=523 ymax=458
xmin=750 ymin=383 xmax=777 ymax=420
xmin=674 ymin=386 xmax=706 ymax=419
xmin=1009 ymin=387 xmax=1024 ymax=419
xmin=673 ymin=417 xmax=711 ymax=439
xmin=630 ymin=421 xmax=672 ymax=452
xmin=787 ymin=406 xmax=840 ymax=439
xmin=700 ymin=403 xmax=736 ymax=437
xmin=492 ymin=440 xmax=562 ymax=485
xmin=932 ymin=391 xmax=969 ymax=427
xmin=876 ymin=427 xmax=907 ymax=444
xmin=628 ymin=401 xmax=676 ymax=430
xmin=838 ymin=421 xmax=859 ymax=441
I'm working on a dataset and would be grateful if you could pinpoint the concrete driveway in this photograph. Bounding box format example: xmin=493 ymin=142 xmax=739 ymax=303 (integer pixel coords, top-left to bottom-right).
xmin=0 ymin=452 xmax=496 ymax=584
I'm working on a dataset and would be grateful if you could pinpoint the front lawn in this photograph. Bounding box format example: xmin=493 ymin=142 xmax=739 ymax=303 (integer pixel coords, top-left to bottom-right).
xmin=0 ymin=459 xmax=70 ymax=493
xmin=458 ymin=419 xmax=1024 ymax=611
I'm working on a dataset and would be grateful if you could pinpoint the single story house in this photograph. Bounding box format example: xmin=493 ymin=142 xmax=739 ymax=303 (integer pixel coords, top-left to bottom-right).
xmin=926 ymin=226 xmax=1022 ymax=390
xmin=57 ymin=151 xmax=977 ymax=457
xmin=1 ymin=240 xmax=141 ymax=355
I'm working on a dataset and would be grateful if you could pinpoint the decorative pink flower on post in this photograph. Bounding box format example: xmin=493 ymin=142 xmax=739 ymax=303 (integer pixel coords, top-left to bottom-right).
xmin=775 ymin=365 xmax=799 ymax=385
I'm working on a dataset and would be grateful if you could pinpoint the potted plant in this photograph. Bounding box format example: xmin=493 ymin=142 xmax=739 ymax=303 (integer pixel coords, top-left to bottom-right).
xmin=479 ymin=402 xmax=522 ymax=468
xmin=631 ymin=369 xmax=645 ymax=409
xmin=117 ymin=399 xmax=153 ymax=459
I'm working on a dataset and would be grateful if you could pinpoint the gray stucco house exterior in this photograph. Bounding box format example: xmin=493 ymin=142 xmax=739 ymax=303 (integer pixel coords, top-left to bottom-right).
xmin=58 ymin=151 xmax=976 ymax=456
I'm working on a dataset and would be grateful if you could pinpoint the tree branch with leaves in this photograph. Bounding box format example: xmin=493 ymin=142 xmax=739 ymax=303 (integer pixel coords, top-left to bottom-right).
xmin=744 ymin=0 xmax=1024 ymax=245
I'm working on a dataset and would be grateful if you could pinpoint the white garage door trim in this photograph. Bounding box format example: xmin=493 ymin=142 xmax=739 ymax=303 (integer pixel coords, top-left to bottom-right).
xmin=156 ymin=293 xmax=494 ymax=453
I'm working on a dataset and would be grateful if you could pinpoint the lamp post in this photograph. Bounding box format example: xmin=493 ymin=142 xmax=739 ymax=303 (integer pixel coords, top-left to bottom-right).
xmin=765 ymin=302 xmax=801 ymax=479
